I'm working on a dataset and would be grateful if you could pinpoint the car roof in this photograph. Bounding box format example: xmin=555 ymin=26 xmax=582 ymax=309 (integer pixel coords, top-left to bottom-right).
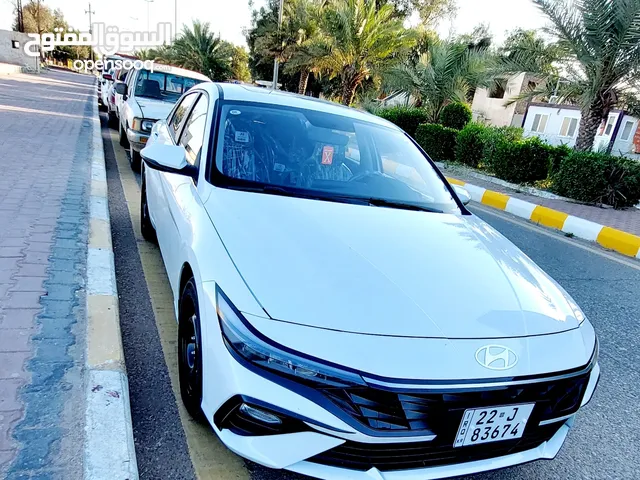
xmin=196 ymin=83 xmax=399 ymax=130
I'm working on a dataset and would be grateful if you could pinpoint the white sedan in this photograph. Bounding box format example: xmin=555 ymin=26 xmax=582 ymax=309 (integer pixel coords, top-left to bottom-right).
xmin=140 ymin=83 xmax=599 ymax=480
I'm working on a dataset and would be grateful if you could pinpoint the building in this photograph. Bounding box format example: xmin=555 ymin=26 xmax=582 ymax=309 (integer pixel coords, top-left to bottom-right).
xmin=523 ymin=103 xmax=640 ymax=159
xmin=0 ymin=29 xmax=40 ymax=73
xmin=471 ymin=73 xmax=540 ymax=127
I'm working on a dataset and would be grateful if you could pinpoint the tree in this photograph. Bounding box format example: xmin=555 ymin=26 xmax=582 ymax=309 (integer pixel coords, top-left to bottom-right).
xmin=228 ymin=44 xmax=252 ymax=82
xmin=517 ymin=0 xmax=640 ymax=152
xmin=170 ymin=21 xmax=233 ymax=81
xmin=311 ymin=0 xmax=416 ymax=105
xmin=381 ymin=0 xmax=457 ymax=25
xmin=498 ymin=28 xmax=561 ymax=76
xmin=385 ymin=40 xmax=492 ymax=122
xmin=20 ymin=0 xmax=53 ymax=35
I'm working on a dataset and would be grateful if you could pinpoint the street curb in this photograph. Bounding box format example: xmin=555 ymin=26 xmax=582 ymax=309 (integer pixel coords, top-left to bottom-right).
xmin=84 ymin=84 xmax=139 ymax=480
xmin=448 ymin=176 xmax=640 ymax=259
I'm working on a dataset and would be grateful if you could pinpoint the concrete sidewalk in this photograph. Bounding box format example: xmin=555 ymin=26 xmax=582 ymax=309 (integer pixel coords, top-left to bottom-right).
xmin=0 ymin=70 xmax=94 ymax=478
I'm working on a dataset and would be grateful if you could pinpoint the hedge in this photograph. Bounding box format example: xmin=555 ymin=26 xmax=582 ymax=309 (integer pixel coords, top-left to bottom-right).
xmin=415 ymin=123 xmax=458 ymax=162
xmin=440 ymin=102 xmax=472 ymax=130
xmin=553 ymin=151 xmax=640 ymax=208
xmin=491 ymin=137 xmax=554 ymax=184
xmin=455 ymin=123 xmax=486 ymax=168
xmin=376 ymin=106 xmax=429 ymax=137
xmin=455 ymin=123 xmax=524 ymax=169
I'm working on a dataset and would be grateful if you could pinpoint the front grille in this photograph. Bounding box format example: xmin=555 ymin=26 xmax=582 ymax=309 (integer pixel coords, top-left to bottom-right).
xmin=322 ymin=371 xmax=590 ymax=434
xmin=308 ymin=422 xmax=564 ymax=471
xmin=309 ymin=372 xmax=589 ymax=471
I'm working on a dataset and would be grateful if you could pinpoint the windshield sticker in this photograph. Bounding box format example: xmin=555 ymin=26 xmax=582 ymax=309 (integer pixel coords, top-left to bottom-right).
xmin=273 ymin=163 xmax=285 ymax=172
xmin=230 ymin=109 xmax=241 ymax=115
xmin=321 ymin=145 xmax=334 ymax=165
xmin=235 ymin=131 xmax=249 ymax=143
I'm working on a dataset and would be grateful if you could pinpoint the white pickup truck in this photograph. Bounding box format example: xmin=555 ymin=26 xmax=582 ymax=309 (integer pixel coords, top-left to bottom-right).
xmin=115 ymin=65 xmax=210 ymax=171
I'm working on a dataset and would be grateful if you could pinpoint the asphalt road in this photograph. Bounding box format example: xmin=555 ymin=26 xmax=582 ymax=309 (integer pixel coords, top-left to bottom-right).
xmin=101 ymin=113 xmax=640 ymax=480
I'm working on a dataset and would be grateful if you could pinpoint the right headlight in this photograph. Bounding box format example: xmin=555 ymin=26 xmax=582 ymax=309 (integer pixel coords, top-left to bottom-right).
xmin=216 ymin=287 xmax=366 ymax=388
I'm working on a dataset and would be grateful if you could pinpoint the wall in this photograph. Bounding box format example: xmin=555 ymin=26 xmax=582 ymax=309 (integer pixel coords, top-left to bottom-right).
xmin=523 ymin=104 xmax=640 ymax=158
xmin=471 ymin=73 xmax=525 ymax=127
xmin=0 ymin=30 xmax=39 ymax=72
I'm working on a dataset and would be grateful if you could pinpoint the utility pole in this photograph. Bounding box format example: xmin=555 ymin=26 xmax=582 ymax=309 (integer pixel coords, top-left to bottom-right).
xmin=272 ymin=0 xmax=284 ymax=90
xmin=174 ymin=0 xmax=178 ymax=41
xmin=143 ymin=0 xmax=154 ymax=32
xmin=85 ymin=2 xmax=95 ymax=62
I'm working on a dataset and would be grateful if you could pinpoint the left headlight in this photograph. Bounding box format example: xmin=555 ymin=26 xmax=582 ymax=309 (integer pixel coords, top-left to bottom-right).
xmin=132 ymin=117 xmax=156 ymax=133
xmin=216 ymin=287 xmax=366 ymax=388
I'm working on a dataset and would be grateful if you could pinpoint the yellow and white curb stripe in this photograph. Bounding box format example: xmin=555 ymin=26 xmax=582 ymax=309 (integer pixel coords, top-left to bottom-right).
xmin=448 ymin=177 xmax=640 ymax=259
xmin=84 ymin=92 xmax=139 ymax=479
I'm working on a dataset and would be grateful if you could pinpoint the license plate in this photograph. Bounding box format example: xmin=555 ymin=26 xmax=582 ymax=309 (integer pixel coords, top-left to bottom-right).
xmin=454 ymin=403 xmax=534 ymax=447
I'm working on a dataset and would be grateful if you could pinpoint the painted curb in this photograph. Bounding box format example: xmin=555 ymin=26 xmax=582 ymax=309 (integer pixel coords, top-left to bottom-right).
xmin=84 ymin=84 xmax=139 ymax=479
xmin=448 ymin=177 xmax=640 ymax=259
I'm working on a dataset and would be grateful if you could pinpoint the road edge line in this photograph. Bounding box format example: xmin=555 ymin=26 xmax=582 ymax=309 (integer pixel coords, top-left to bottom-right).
xmin=84 ymin=86 xmax=139 ymax=480
xmin=447 ymin=176 xmax=640 ymax=259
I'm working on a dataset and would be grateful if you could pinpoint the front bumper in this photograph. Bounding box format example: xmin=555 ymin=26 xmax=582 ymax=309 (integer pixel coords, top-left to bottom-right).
xmin=198 ymin=283 xmax=600 ymax=479
xmin=126 ymin=128 xmax=149 ymax=152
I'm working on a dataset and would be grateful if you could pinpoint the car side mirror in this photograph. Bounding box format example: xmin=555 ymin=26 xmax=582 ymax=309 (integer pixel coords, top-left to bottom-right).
xmin=115 ymin=82 xmax=127 ymax=95
xmin=453 ymin=185 xmax=471 ymax=206
xmin=141 ymin=143 xmax=197 ymax=179
xmin=103 ymin=73 xmax=113 ymax=81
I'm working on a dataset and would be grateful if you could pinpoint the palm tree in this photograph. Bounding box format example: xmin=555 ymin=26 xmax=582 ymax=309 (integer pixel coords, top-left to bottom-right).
xmin=385 ymin=40 xmax=492 ymax=123
xmin=282 ymin=0 xmax=323 ymax=95
xmin=310 ymin=0 xmax=416 ymax=105
xmin=170 ymin=21 xmax=232 ymax=81
xmin=515 ymin=0 xmax=640 ymax=151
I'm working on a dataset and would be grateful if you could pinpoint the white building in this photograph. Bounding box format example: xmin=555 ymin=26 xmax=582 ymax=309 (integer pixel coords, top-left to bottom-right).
xmin=471 ymin=73 xmax=540 ymax=127
xmin=523 ymin=103 xmax=640 ymax=159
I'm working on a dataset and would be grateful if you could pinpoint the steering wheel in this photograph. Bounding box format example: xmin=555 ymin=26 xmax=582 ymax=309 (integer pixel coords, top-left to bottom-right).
xmin=348 ymin=171 xmax=381 ymax=183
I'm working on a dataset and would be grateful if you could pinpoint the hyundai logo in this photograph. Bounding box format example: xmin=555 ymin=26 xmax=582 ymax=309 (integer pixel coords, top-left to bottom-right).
xmin=475 ymin=345 xmax=518 ymax=370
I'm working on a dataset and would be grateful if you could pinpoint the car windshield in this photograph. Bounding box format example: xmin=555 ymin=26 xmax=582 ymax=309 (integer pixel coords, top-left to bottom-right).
xmin=134 ymin=70 xmax=203 ymax=102
xmin=214 ymin=102 xmax=461 ymax=214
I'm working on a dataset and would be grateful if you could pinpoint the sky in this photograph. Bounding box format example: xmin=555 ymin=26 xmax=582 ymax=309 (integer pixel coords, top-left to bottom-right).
xmin=0 ymin=0 xmax=547 ymax=48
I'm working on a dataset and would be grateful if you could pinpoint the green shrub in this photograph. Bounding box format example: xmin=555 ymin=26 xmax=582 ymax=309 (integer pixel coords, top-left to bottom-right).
xmin=455 ymin=123 xmax=487 ymax=168
xmin=376 ymin=106 xmax=430 ymax=137
xmin=552 ymin=151 xmax=640 ymax=208
xmin=548 ymin=144 xmax=572 ymax=175
xmin=415 ymin=123 xmax=458 ymax=162
xmin=491 ymin=137 xmax=553 ymax=184
xmin=440 ymin=102 xmax=472 ymax=130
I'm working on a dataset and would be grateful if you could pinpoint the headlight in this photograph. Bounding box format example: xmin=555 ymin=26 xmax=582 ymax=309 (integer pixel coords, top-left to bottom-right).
xmin=567 ymin=297 xmax=586 ymax=324
xmin=132 ymin=117 xmax=155 ymax=133
xmin=216 ymin=287 xmax=366 ymax=388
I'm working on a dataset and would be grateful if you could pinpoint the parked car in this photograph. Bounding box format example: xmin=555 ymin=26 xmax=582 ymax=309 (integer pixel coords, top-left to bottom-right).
xmin=139 ymin=83 xmax=600 ymax=480
xmin=98 ymin=67 xmax=115 ymax=111
xmin=115 ymin=65 xmax=210 ymax=171
xmin=107 ymin=67 xmax=130 ymax=129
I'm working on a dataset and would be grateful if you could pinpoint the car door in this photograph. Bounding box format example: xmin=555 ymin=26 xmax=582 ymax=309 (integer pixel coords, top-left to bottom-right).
xmin=150 ymin=92 xmax=206 ymax=293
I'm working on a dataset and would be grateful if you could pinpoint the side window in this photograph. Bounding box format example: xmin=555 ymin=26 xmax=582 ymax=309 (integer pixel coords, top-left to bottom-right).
xmin=168 ymin=93 xmax=198 ymax=141
xmin=179 ymin=95 xmax=209 ymax=167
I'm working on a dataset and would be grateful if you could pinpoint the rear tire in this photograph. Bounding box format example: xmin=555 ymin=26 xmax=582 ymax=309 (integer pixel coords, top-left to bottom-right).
xmin=130 ymin=145 xmax=142 ymax=172
xmin=178 ymin=278 xmax=205 ymax=421
xmin=140 ymin=177 xmax=157 ymax=243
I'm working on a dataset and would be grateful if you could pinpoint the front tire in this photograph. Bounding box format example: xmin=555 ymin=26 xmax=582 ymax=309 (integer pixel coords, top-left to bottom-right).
xmin=108 ymin=111 xmax=118 ymax=129
xmin=140 ymin=177 xmax=156 ymax=243
xmin=178 ymin=278 xmax=205 ymax=421
xmin=130 ymin=144 xmax=142 ymax=172
xmin=119 ymin=121 xmax=129 ymax=147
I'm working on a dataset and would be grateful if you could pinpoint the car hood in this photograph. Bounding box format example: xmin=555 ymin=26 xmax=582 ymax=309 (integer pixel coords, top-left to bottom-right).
xmin=135 ymin=97 xmax=174 ymax=120
xmin=205 ymin=189 xmax=581 ymax=339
